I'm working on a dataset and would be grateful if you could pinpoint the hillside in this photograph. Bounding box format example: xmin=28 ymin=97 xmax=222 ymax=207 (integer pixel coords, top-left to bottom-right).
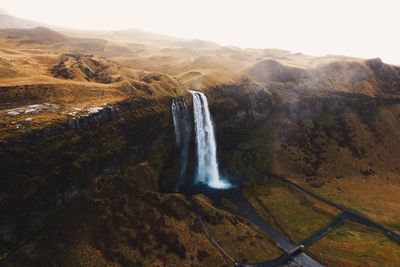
xmin=0 ymin=11 xmax=400 ymax=267
xmin=0 ymin=14 xmax=38 ymax=29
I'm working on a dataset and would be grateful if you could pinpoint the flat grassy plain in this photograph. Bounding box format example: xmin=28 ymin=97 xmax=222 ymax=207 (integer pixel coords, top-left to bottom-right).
xmin=243 ymin=180 xmax=340 ymax=244
xmin=308 ymin=222 xmax=400 ymax=266
xmin=241 ymin=178 xmax=400 ymax=265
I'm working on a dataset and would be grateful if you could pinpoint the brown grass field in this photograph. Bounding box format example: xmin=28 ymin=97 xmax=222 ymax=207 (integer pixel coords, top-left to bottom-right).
xmin=1 ymin=14 xmax=400 ymax=266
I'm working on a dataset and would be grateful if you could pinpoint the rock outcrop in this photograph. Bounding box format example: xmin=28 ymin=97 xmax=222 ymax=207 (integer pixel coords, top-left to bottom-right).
xmin=51 ymin=54 xmax=122 ymax=83
xmin=23 ymin=105 xmax=118 ymax=141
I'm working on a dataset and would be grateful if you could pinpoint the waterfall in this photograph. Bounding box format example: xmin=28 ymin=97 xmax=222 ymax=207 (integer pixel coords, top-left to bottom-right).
xmin=171 ymin=98 xmax=191 ymax=191
xmin=171 ymin=99 xmax=181 ymax=145
xmin=190 ymin=90 xmax=231 ymax=189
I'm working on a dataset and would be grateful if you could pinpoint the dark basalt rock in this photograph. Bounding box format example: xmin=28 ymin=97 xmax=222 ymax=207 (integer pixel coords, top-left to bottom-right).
xmin=0 ymin=96 xmax=177 ymax=257
xmin=25 ymin=105 xmax=119 ymax=141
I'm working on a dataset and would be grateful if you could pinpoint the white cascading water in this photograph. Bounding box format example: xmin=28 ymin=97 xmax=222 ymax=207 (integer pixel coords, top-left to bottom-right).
xmin=171 ymin=99 xmax=181 ymax=145
xmin=171 ymin=98 xmax=191 ymax=191
xmin=190 ymin=90 xmax=231 ymax=189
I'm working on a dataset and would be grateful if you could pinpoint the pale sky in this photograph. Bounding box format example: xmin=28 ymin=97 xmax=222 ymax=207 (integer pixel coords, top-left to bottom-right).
xmin=2 ymin=0 xmax=400 ymax=65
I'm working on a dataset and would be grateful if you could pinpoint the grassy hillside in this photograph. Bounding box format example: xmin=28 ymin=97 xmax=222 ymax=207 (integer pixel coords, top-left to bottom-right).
xmin=1 ymin=16 xmax=400 ymax=266
xmin=2 ymin=175 xmax=232 ymax=267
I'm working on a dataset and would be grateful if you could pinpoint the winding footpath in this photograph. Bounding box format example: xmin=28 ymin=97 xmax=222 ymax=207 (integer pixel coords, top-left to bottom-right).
xmin=268 ymin=173 xmax=400 ymax=244
xmin=209 ymin=190 xmax=323 ymax=267
xmin=193 ymin=189 xmax=323 ymax=267
xmin=191 ymin=171 xmax=400 ymax=267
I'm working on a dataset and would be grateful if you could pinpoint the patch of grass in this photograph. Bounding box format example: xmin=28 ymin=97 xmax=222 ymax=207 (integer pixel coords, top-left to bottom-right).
xmin=243 ymin=179 xmax=340 ymax=244
xmin=195 ymin=195 xmax=283 ymax=263
xmin=307 ymin=222 xmax=400 ymax=266
xmin=2 ymin=176 xmax=231 ymax=267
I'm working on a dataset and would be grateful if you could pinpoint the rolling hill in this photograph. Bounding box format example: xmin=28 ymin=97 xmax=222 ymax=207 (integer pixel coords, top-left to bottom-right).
xmin=0 ymin=10 xmax=400 ymax=267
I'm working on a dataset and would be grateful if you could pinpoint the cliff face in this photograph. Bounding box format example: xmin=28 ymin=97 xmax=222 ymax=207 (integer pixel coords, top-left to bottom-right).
xmin=203 ymin=81 xmax=400 ymax=246
xmin=0 ymin=96 xmax=183 ymax=257
xmin=2 ymin=68 xmax=400 ymax=265
xmin=1 ymin=28 xmax=400 ymax=264
xmin=1 ymin=93 xmax=288 ymax=266
xmin=3 ymin=69 xmax=400 ymax=258
xmin=200 ymin=58 xmax=400 ymax=189
xmin=1 ymin=15 xmax=400 ymax=265
xmin=202 ymin=80 xmax=399 ymax=180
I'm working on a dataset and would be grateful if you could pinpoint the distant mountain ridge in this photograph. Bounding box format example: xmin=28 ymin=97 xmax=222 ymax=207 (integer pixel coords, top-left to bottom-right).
xmin=0 ymin=9 xmax=39 ymax=29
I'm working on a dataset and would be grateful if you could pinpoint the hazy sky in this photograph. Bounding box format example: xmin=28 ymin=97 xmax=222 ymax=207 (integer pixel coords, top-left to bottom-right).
xmin=2 ymin=0 xmax=400 ymax=65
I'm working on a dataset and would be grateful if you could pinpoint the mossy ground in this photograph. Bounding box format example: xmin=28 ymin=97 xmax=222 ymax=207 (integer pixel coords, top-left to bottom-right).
xmin=2 ymin=175 xmax=288 ymax=267
xmin=218 ymin=96 xmax=400 ymax=265
xmin=2 ymin=23 xmax=400 ymax=267
xmin=243 ymin=179 xmax=340 ymax=244
xmin=2 ymin=175 xmax=230 ymax=267
xmin=195 ymin=195 xmax=283 ymax=263
xmin=307 ymin=222 xmax=400 ymax=266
